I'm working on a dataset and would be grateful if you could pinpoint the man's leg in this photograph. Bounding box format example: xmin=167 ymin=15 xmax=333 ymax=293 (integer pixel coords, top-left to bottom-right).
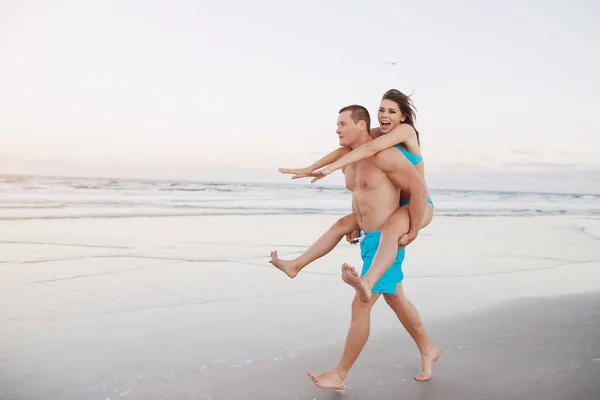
xmin=383 ymin=283 xmax=439 ymax=381
xmin=308 ymin=281 xmax=381 ymax=389
xmin=270 ymin=212 xmax=358 ymax=278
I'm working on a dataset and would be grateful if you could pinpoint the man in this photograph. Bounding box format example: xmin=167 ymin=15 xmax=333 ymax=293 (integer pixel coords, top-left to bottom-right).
xmin=305 ymin=105 xmax=439 ymax=389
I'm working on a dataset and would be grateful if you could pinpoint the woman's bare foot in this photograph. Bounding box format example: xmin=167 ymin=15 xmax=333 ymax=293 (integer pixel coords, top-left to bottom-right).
xmin=307 ymin=370 xmax=346 ymax=390
xmin=341 ymin=263 xmax=371 ymax=303
xmin=414 ymin=347 xmax=440 ymax=381
xmin=269 ymin=251 xmax=300 ymax=278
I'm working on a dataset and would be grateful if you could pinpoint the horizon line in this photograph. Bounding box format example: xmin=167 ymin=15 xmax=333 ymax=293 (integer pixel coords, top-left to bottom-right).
xmin=2 ymin=173 xmax=599 ymax=197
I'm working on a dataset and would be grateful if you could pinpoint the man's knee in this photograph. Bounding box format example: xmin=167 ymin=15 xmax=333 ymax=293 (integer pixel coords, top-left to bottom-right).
xmin=383 ymin=293 xmax=396 ymax=306
xmin=383 ymin=292 xmax=407 ymax=307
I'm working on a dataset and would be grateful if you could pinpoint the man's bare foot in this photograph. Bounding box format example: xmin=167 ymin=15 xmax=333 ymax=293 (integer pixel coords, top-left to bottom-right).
xmin=307 ymin=370 xmax=345 ymax=390
xmin=341 ymin=263 xmax=371 ymax=303
xmin=414 ymin=347 xmax=440 ymax=381
xmin=269 ymin=251 xmax=300 ymax=278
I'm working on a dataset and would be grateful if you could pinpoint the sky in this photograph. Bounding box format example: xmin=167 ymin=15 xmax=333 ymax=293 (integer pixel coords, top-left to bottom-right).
xmin=1 ymin=0 xmax=599 ymax=193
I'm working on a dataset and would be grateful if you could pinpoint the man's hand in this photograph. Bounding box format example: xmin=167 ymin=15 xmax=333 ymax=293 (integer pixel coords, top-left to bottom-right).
xmin=398 ymin=230 xmax=418 ymax=249
xmin=346 ymin=229 xmax=360 ymax=244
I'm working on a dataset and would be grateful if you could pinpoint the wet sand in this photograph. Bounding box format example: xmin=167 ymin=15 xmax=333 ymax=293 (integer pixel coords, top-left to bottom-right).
xmin=1 ymin=214 xmax=599 ymax=399
xmin=128 ymin=292 xmax=600 ymax=400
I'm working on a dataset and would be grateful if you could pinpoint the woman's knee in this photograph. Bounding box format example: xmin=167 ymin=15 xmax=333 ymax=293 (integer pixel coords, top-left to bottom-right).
xmin=381 ymin=212 xmax=410 ymax=239
xmin=332 ymin=213 xmax=358 ymax=234
xmin=380 ymin=223 xmax=405 ymax=243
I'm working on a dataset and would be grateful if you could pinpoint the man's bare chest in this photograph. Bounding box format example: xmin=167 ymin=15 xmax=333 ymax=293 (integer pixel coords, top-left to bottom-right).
xmin=345 ymin=160 xmax=387 ymax=192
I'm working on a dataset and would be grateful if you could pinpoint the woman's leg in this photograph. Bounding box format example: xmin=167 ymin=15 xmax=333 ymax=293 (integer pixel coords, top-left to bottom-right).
xmin=342 ymin=203 xmax=433 ymax=301
xmin=270 ymin=212 xmax=359 ymax=278
xmin=364 ymin=203 xmax=433 ymax=288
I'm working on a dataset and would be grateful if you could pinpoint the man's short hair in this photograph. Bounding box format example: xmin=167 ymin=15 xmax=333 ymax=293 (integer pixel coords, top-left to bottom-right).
xmin=339 ymin=105 xmax=371 ymax=133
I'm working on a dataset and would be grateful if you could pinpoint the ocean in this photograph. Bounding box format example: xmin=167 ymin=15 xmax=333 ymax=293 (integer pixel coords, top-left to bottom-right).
xmin=2 ymin=174 xmax=600 ymax=400
xmin=1 ymin=175 xmax=599 ymax=220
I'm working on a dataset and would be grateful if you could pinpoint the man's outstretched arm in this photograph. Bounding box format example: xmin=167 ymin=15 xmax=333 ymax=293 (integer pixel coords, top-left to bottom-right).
xmin=374 ymin=148 xmax=427 ymax=245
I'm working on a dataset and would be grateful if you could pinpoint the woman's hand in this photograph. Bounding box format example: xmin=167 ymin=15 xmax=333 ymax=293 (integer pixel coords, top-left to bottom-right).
xmin=398 ymin=230 xmax=418 ymax=249
xmin=278 ymin=167 xmax=311 ymax=176
xmin=291 ymin=167 xmax=332 ymax=183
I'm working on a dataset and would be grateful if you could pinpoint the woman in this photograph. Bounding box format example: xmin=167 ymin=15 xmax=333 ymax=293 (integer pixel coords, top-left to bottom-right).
xmin=272 ymin=90 xmax=440 ymax=383
xmin=272 ymin=89 xmax=434 ymax=303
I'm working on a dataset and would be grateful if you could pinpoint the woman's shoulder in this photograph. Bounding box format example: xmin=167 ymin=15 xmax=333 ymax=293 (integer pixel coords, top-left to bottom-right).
xmin=391 ymin=124 xmax=421 ymax=153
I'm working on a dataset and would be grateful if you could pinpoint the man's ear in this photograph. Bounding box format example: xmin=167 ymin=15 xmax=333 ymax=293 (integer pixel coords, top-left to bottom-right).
xmin=359 ymin=120 xmax=366 ymax=131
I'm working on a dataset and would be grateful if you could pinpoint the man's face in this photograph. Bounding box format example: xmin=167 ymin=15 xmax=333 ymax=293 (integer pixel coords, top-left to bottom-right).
xmin=336 ymin=111 xmax=362 ymax=147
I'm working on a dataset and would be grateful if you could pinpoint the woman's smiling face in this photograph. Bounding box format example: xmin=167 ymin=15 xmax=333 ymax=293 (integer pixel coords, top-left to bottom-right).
xmin=378 ymin=99 xmax=405 ymax=134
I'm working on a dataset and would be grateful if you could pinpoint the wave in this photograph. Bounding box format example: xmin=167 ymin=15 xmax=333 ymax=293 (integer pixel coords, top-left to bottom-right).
xmin=159 ymin=187 xmax=235 ymax=192
xmin=0 ymin=209 xmax=337 ymax=220
xmin=0 ymin=204 xmax=66 ymax=209
xmin=2 ymin=207 xmax=599 ymax=221
xmin=70 ymin=184 xmax=100 ymax=189
xmin=2 ymin=175 xmax=599 ymax=221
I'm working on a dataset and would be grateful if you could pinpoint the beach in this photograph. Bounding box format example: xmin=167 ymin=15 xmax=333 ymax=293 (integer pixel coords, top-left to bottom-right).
xmin=1 ymin=177 xmax=599 ymax=399
xmin=130 ymin=291 xmax=600 ymax=400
